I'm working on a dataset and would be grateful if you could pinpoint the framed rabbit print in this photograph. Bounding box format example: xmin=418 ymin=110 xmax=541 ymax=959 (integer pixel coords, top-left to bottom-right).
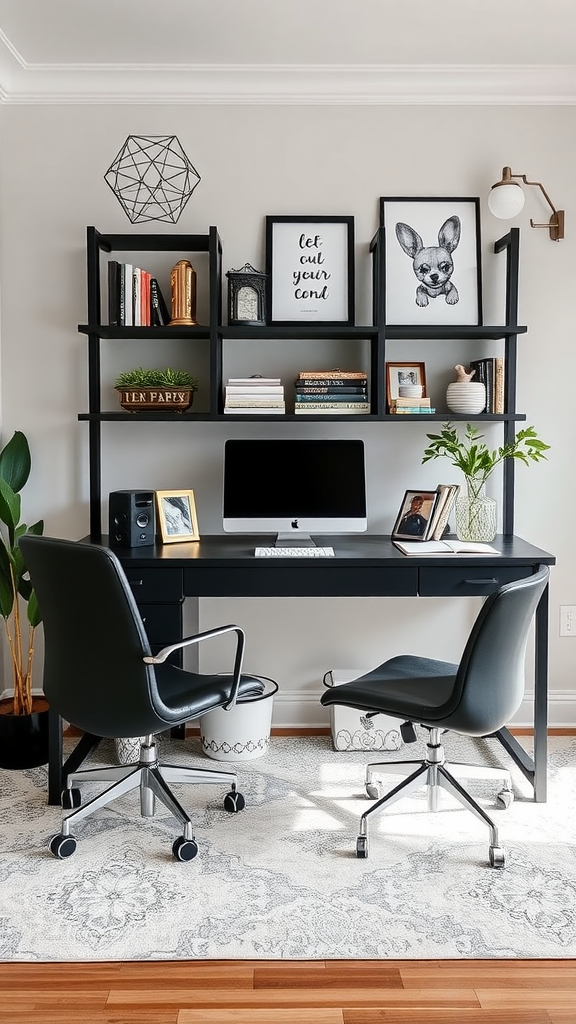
xmin=379 ymin=197 xmax=482 ymax=327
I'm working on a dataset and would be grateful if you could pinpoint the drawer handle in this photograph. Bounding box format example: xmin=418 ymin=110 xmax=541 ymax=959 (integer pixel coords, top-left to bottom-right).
xmin=464 ymin=577 xmax=498 ymax=585
xmin=129 ymin=579 xmax=144 ymax=587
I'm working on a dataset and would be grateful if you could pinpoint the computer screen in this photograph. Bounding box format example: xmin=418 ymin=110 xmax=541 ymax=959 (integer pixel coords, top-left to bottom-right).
xmin=223 ymin=438 xmax=367 ymax=542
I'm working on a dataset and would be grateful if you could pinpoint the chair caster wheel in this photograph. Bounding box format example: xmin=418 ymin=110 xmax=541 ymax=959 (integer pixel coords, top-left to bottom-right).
xmin=489 ymin=845 xmax=506 ymax=868
xmin=49 ymin=833 xmax=77 ymax=859
xmin=356 ymin=836 xmax=368 ymax=859
xmin=61 ymin=787 xmax=81 ymax=810
xmin=172 ymin=836 xmax=198 ymax=861
xmin=365 ymin=782 xmax=381 ymax=800
xmin=496 ymin=789 xmax=514 ymax=809
xmin=224 ymin=790 xmax=245 ymax=812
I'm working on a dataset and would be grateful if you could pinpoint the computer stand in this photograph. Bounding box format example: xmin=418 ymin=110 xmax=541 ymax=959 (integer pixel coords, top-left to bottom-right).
xmin=275 ymin=533 xmax=316 ymax=547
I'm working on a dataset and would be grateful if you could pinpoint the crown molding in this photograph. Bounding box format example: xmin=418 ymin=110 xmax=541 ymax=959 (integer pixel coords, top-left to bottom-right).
xmin=0 ymin=56 xmax=575 ymax=105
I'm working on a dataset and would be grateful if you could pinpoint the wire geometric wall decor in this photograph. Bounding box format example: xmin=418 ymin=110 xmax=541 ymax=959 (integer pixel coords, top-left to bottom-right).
xmin=104 ymin=135 xmax=201 ymax=224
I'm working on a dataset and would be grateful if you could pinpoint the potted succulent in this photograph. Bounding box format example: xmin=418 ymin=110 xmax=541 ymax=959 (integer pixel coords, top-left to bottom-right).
xmin=422 ymin=422 xmax=550 ymax=541
xmin=114 ymin=366 xmax=199 ymax=412
xmin=0 ymin=430 xmax=46 ymax=769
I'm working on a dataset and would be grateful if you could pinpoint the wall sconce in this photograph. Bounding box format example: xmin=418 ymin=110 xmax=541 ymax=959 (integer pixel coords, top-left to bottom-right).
xmin=487 ymin=166 xmax=565 ymax=241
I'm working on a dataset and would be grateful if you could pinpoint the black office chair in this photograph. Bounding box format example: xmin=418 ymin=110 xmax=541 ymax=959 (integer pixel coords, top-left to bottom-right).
xmin=20 ymin=535 xmax=266 ymax=862
xmin=320 ymin=565 xmax=550 ymax=868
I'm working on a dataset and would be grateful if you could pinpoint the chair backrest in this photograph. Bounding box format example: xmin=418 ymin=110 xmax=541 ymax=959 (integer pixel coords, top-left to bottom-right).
xmin=20 ymin=535 xmax=164 ymax=738
xmin=445 ymin=564 xmax=550 ymax=736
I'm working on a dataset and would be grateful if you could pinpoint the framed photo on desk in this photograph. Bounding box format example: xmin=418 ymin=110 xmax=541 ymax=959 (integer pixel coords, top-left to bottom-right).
xmin=156 ymin=490 xmax=200 ymax=544
xmin=392 ymin=489 xmax=438 ymax=540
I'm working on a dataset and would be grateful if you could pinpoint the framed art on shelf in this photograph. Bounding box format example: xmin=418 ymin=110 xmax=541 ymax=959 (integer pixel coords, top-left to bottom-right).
xmin=392 ymin=489 xmax=439 ymax=541
xmin=265 ymin=215 xmax=355 ymax=326
xmin=386 ymin=361 xmax=427 ymax=409
xmin=155 ymin=489 xmax=200 ymax=544
xmin=379 ymin=197 xmax=482 ymax=327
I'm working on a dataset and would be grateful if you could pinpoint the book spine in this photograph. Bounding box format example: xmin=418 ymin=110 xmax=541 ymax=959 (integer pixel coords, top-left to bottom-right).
xmin=150 ymin=277 xmax=170 ymax=326
xmin=494 ymin=357 xmax=505 ymax=414
xmin=122 ymin=264 xmax=133 ymax=326
xmin=294 ymin=401 xmax=370 ymax=410
xmin=107 ymin=260 xmax=120 ymax=326
xmin=469 ymin=359 xmax=487 ymax=412
xmin=432 ymin=486 xmax=460 ymax=540
xmin=297 ymin=371 xmax=367 ymax=380
xmin=295 ymin=393 xmax=369 ymax=403
xmin=392 ymin=407 xmax=436 ymax=414
xmin=295 ymin=385 xmax=367 ymax=394
xmin=133 ymin=267 xmax=141 ymax=327
xmin=294 ymin=378 xmax=367 ymax=388
xmin=483 ymin=358 xmax=494 ymax=414
xmin=225 ymin=400 xmax=285 ymax=408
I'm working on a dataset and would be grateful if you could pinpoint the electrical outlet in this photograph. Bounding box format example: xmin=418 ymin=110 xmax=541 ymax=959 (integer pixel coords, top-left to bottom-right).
xmin=560 ymin=606 xmax=576 ymax=636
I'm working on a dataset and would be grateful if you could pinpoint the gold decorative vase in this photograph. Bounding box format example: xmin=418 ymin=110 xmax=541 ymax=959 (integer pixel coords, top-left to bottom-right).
xmin=169 ymin=259 xmax=198 ymax=325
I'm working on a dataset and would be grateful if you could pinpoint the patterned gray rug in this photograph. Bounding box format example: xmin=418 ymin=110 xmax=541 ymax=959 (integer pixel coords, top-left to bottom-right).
xmin=1 ymin=734 xmax=575 ymax=961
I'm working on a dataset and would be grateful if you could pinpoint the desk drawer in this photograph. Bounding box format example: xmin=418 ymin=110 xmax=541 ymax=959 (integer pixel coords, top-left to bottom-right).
xmin=419 ymin=565 xmax=533 ymax=597
xmin=124 ymin=568 xmax=184 ymax=604
xmin=139 ymin=603 xmax=183 ymax=643
xmin=185 ymin=565 xmax=418 ymax=597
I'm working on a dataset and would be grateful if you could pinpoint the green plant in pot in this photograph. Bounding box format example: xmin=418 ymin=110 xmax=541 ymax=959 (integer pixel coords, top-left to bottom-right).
xmin=422 ymin=423 xmax=550 ymax=542
xmin=0 ymin=430 xmax=46 ymax=769
xmin=114 ymin=366 xmax=199 ymax=412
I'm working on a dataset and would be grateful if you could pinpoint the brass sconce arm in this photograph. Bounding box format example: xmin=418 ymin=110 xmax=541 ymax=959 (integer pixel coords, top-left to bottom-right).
xmin=501 ymin=166 xmax=565 ymax=241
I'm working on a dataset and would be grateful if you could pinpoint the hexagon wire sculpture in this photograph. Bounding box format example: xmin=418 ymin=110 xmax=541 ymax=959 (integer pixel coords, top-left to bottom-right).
xmin=104 ymin=135 xmax=201 ymax=224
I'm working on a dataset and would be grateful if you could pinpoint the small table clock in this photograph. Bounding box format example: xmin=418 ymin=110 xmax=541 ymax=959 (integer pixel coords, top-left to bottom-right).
xmin=226 ymin=263 xmax=267 ymax=326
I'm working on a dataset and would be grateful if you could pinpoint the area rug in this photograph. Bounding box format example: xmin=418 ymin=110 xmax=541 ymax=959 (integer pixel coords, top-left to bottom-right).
xmin=1 ymin=734 xmax=575 ymax=961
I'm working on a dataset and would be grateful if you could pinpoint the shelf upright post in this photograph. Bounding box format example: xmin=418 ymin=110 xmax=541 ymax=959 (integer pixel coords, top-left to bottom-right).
xmin=86 ymin=227 xmax=109 ymax=542
xmin=370 ymin=227 xmax=387 ymax=416
xmin=208 ymin=227 xmax=222 ymax=418
xmin=494 ymin=228 xmax=520 ymax=536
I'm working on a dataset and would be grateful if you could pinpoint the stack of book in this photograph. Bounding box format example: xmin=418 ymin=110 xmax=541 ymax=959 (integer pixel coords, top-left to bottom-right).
xmin=293 ymin=369 xmax=369 ymax=415
xmin=389 ymin=396 xmax=435 ymax=415
xmin=223 ymin=375 xmax=285 ymax=415
xmin=469 ymin=357 xmax=505 ymax=414
xmin=108 ymin=261 xmax=170 ymax=328
xmin=426 ymin=483 xmax=460 ymax=540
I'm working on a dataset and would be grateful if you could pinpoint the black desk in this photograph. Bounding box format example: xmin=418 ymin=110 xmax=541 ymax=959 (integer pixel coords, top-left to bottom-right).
xmin=48 ymin=534 xmax=554 ymax=805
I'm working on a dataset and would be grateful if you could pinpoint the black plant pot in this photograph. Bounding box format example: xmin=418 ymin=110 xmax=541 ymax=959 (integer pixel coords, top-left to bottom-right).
xmin=0 ymin=699 xmax=50 ymax=769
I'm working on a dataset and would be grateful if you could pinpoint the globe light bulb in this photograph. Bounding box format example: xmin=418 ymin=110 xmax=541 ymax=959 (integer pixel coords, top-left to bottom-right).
xmin=488 ymin=182 xmax=526 ymax=220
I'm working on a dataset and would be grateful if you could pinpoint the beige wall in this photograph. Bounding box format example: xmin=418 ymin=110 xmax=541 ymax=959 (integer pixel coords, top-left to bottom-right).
xmin=0 ymin=102 xmax=574 ymax=725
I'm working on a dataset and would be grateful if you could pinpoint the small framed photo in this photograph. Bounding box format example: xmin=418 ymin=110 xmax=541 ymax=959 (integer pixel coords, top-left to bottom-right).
xmin=392 ymin=489 xmax=439 ymax=541
xmin=155 ymin=489 xmax=200 ymax=544
xmin=386 ymin=361 xmax=427 ymax=410
xmin=379 ymin=197 xmax=482 ymax=326
xmin=265 ymin=215 xmax=355 ymax=325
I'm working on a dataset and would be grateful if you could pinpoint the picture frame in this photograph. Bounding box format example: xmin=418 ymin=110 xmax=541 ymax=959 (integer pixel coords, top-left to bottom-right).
xmin=392 ymin=489 xmax=439 ymax=541
xmin=265 ymin=215 xmax=355 ymax=325
xmin=379 ymin=197 xmax=482 ymax=326
xmin=386 ymin=361 xmax=427 ymax=411
xmin=155 ymin=489 xmax=200 ymax=544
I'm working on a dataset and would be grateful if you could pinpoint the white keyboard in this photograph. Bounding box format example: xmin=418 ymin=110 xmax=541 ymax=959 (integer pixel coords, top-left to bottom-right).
xmin=255 ymin=546 xmax=335 ymax=558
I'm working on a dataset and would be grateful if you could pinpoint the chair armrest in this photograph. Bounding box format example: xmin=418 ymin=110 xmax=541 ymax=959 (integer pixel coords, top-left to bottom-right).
xmin=143 ymin=624 xmax=246 ymax=711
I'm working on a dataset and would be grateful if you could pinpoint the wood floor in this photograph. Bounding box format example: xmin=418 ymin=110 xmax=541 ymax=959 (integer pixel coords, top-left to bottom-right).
xmin=1 ymin=959 xmax=576 ymax=1023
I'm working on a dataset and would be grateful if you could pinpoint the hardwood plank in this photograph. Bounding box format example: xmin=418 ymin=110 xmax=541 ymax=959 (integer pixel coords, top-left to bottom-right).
xmin=106 ymin=987 xmax=481 ymax=1009
xmin=253 ymin=966 xmax=403 ymax=989
xmin=478 ymin=991 xmax=576 ymax=1009
xmin=179 ymin=1012 xmax=343 ymax=1024
xmin=342 ymin=1012 xmax=552 ymax=1024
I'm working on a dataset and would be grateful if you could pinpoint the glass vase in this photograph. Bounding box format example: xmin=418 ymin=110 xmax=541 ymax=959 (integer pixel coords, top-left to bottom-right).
xmin=455 ymin=481 xmax=497 ymax=542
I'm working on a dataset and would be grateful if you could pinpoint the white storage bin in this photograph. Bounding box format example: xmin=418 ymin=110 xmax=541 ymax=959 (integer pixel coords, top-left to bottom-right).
xmin=323 ymin=669 xmax=404 ymax=752
xmin=199 ymin=676 xmax=278 ymax=761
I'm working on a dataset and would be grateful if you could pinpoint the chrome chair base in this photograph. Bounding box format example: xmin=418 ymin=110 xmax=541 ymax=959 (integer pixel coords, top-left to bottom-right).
xmin=357 ymin=728 xmax=509 ymax=868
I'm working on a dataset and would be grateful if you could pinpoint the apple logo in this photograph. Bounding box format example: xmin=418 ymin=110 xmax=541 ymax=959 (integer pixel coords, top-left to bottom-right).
xmin=291 ymin=519 xmax=299 ymax=529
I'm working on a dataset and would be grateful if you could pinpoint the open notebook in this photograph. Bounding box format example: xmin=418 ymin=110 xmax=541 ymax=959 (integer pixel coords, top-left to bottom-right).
xmin=393 ymin=539 xmax=500 ymax=556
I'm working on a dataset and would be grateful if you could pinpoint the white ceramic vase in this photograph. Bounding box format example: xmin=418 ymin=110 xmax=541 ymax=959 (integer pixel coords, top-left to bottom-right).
xmin=446 ymin=381 xmax=486 ymax=415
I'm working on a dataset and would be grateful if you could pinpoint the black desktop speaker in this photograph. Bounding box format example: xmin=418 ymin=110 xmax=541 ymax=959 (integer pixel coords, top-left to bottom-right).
xmin=108 ymin=490 xmax=156 ymax=548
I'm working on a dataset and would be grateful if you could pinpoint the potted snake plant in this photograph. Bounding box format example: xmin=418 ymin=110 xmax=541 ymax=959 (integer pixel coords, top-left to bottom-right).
xmin=0 ymin=430 xmax=46 ymax=769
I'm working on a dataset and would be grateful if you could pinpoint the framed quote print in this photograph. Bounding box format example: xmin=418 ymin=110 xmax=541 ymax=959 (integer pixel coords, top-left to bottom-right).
xmin=379 ymin=197 xmax=482 ymax=327
xmin=265 ymin=215 xmax=355 ymax=326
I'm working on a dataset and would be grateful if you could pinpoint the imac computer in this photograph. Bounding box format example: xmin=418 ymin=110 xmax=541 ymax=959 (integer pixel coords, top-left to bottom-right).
xmin=223 ymin=438 xmax=367 ymax=548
